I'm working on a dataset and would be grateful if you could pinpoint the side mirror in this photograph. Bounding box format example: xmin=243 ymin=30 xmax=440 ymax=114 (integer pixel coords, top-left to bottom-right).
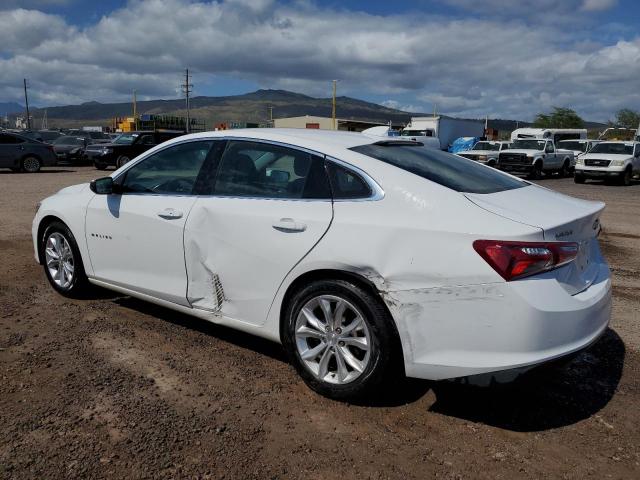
xmin=90 ymin=176 xmax=114 ymax=194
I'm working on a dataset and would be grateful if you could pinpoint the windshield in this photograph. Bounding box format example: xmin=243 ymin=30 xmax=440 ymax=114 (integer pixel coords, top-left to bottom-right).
xmin=113 ymin=133 xmax=139 ymax=145
xmin=589 ymin=143 xmax=634 ymax=155
xmin=558 ymin=141 xmax=587 ymax=152
xmin=53 ymin=136 xmax=84 ymax=145
xmin=401 ymin=130 xmax=433 ymax=137
xmin=510 ymin=140 xmax=546 ymax=150
xmin=350 ymin=143 xmax=527 ymax=194
xmin=472 ymin=142 xmax=500 ymax=151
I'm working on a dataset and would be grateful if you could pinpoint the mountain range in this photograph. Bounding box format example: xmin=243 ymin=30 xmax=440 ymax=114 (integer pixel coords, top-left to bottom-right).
xmin=0 ymin=89 xmax=605 ymax=131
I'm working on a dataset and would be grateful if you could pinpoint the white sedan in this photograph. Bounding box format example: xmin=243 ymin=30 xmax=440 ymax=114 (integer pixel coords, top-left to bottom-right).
xmin=33 ymin=129 xmax=612 ymax=400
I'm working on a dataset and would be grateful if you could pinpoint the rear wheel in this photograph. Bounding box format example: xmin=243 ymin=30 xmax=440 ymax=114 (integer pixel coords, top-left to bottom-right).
xmin=22 ymin=156 xmax=41 ymax=173
xmin=41 ymin=221 xmax=89 ymax=297
xmin=282 ymin=279 xmax=401 ymax=401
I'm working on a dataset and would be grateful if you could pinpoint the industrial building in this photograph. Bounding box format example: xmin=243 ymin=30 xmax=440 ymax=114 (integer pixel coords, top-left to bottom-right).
xmin=273 ymin=115 xmax=404 ymax=132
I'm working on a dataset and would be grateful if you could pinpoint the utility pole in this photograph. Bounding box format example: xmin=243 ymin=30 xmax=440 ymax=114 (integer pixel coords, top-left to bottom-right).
xmin=181 ymin=69 xmax=193 ymax=133
xmin=332 ymin=80 xmax=337 ymax=130
xmin=269 ymin=106 xmax=273 ymax=127
xmin=132 ymin=90 xmax=137 ymax=130
xmin=42 ymin=109 xmax=48 ymax=130
xmin=23 ymin=78 xmax=31 ymax=130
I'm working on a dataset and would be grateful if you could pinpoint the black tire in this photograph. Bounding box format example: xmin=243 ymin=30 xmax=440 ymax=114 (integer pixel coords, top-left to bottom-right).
xmin=559 ymin=160 xmax=570 ymax=178
xmin=528 ymin=162 xmax=543 ymax=180
xmin=94 ymin=161 xmax=108 ymax=170
xmin=620 ymin=168 xmax=632 ymax=186
xmin=40 ymin=221 xmax=90 ymax=297
xmin=116 ymin=156 xmax=131 ymax=169
xmin=22 ymin=156 xmax=41 ymax=173
xmin=281 ymin=279 xmax=402 ymax=401
xmin=574 ymin=175 xmax=586 ymax=184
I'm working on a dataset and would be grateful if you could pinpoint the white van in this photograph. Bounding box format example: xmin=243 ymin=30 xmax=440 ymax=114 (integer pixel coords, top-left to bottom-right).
xmin=510 ymin=128 xmax=587 ymax=144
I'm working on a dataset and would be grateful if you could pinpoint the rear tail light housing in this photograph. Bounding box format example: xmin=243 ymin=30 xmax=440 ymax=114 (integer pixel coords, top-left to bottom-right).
xmin=473 ymin=240 xmax=579 ymax=281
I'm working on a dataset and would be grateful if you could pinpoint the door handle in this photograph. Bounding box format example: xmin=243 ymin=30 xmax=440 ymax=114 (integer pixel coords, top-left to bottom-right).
xmin=157 ymin=208 xmax=183 ymax=220
xmin=272 ymin=218 xmax=307 ymax=233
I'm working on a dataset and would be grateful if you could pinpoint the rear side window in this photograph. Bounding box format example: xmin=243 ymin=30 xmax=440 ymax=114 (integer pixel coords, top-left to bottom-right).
xmin=350 ymin=143 xmax=527 ymax=194
xmin=213 ymin=141 xmax=331 ymax=199
xmin=327 ymin=163 xmax=372 ymax=199
xmin=0 ymin=134 xmax=24 ymax=144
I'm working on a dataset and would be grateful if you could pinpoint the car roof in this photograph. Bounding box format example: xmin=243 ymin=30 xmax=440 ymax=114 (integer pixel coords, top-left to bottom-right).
xmin=165 ymin=128 xmax=379 ymax=153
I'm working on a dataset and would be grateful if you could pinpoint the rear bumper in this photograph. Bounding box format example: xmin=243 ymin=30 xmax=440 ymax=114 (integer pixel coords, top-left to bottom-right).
xmin=385 ymin=262 xmax=612 ymax=381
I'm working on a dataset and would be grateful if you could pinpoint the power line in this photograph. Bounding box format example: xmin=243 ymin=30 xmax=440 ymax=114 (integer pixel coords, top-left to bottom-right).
xmin=181 ymin=68 xmax=193 ymax=133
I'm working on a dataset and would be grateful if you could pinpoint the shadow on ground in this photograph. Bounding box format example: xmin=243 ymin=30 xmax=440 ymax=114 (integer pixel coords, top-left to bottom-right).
xmin=429 ymin=328 xmax=624 ymax=432
xmin=110 ymin=295 xmax=624 ymax=432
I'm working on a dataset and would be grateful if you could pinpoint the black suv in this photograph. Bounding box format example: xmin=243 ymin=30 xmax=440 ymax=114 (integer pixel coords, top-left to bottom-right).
xmin=85 ymin=130 xmax=186 ymax=169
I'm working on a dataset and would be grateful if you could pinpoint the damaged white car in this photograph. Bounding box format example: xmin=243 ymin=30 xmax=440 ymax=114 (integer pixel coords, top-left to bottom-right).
xmin=33 ymin=129 xmax=612 ymax=400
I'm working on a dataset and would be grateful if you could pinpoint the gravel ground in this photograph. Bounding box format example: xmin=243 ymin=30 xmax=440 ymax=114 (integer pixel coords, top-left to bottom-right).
xmin=1 ymin=167 xmax=639 ymax=479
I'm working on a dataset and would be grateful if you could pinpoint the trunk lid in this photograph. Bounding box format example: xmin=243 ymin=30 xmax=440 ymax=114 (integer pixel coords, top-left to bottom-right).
xmin=465 ymin=184 xmax=605 ymax=294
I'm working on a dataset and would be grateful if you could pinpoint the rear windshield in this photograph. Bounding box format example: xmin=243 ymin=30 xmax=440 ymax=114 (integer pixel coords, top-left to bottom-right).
xmin=472 ymin=142 xmax=500 ymax=151
xmin=558 ymin=141 xmax=587 ymax=152
xmin=350 ymin=143 xmax=527 ymax=194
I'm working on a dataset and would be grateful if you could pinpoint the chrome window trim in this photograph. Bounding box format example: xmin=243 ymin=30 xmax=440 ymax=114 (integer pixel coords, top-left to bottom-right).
xmin=111 ymin=134 xmax=384 ymax=202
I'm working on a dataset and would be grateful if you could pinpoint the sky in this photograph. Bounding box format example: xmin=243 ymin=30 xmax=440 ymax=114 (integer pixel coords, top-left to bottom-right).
xmin=1 ymin=0 xmax=639 ymax=121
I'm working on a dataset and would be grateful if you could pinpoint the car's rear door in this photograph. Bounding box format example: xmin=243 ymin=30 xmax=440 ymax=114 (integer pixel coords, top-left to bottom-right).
xmin=184 ymin=139 xmax=333 ymax=325
xmin=85 ymin=139 xmax=217 ymax=305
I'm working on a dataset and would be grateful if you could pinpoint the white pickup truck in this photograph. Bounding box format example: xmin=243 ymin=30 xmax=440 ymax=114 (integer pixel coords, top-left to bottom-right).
xmin=575 ymin=141 xmax=640 ymax=185
xmin=456 ymin=141 xmax=511 ymax=166
xmin=498 ymin=139 xmax=575 ymax=179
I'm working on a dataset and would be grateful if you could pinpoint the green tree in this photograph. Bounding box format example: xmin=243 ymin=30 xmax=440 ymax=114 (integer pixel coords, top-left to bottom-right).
xmin=533 ymin=107 xmax=584 ymax=128
xmin=614 ymin=109 xmax=640 ymax=129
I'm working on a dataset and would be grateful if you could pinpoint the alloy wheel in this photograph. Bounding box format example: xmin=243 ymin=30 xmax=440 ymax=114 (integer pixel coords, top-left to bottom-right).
xmin=45 ymin=232 xmax=75 ymax=289
xmin=294 ymin=294 xmax=372 ymax=385
xmin=23 ymin=157 xmax=41 ymax=173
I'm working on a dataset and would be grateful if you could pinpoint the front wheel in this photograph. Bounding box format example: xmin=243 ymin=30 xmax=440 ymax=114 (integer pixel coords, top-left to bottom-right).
xmin=574 ymin=175 xmax=586 ymax=184
xmin=116 ymin=156 xmax=131 ymax=169
xmin=94 ymin=161 xmax=108 ymax=170
xmin=22 ymin=156 xmax=41 ymax=173
xmin=41 ymin=221 xmax=89 ymax=297
xmin=620 ymin=168 xmax=632 ymax=186
xmin=282 ymin=279 xmax=401 ymax=401
xmin=559 ymin=160 xmax=570 ymax=178
xmin=528 ymin=162 xmax=543 ymax=180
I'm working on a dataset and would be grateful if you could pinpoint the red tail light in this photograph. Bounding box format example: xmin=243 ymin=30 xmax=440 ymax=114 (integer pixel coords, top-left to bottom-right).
xmin=473 ymin=240 xmax=579 ymax=281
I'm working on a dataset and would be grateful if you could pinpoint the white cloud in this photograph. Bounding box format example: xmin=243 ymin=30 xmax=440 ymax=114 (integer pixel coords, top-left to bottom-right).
xmin=581 ymin=0 xmax=618 ymax=12
xmin=0 ymin=0 xmax=637 ymax=121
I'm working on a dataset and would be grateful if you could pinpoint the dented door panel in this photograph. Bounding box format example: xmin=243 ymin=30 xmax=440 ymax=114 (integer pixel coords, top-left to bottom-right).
xmin=184 ymin=197 xmax=333 ymax=325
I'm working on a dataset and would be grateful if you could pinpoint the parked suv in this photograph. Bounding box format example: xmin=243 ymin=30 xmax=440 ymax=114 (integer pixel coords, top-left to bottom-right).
xmin=85 ymin=130 xmax=186 ymax=169
xmin=0 ymin=132 xmax=57 ymax=172
xmin=575 ymin=141 xmax=640 ymax=185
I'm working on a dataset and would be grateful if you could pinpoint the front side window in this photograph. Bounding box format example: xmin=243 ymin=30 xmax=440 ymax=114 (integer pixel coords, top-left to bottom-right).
xmin=213 ymin=141 xmax=330 ymax=199
xmin=350 ymin=143 xmax=527 ymax=194
xmin=119 ymin=141 xmax=214 ymax=194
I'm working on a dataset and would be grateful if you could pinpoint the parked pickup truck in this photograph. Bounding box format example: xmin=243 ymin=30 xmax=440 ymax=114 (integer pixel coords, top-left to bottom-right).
xmin=85 ymin=130 xmax=186 ymax=170
xmin=574 ymin=141 xmax=640 ymax=186
xmin=457 ymin=141 xmax=511 ymax=166
xmin=498 ymin=139 xmax=574 ymax=179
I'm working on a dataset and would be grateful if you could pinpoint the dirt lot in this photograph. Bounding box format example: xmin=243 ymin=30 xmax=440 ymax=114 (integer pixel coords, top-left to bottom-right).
xmin=1 ymin=167 xmax=639 ymax=479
